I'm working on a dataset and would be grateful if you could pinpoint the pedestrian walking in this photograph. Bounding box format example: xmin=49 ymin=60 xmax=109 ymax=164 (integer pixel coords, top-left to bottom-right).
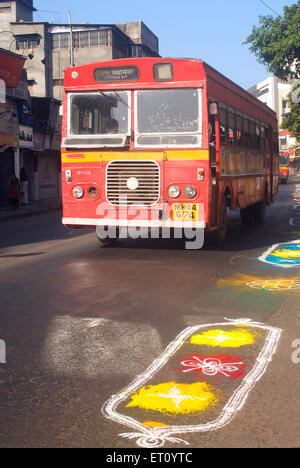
xmin=8 ymin=172 xmax=21 ymax=210
xmin=20 ymin=167 xmax=29 ymax=204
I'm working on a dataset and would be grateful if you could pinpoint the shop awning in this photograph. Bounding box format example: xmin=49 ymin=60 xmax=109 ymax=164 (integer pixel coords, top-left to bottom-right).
xmin=0 ymin=48 xmax=26 ymax=88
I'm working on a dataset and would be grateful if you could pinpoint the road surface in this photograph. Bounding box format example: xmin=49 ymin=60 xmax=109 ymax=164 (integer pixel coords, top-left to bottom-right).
xmin=0 ymin=178 xmax=299 ymax=448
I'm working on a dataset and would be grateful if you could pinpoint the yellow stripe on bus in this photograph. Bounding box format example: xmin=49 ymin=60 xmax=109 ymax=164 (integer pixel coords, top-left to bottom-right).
xmin=61 ymin=150 xmax=209 ymax=163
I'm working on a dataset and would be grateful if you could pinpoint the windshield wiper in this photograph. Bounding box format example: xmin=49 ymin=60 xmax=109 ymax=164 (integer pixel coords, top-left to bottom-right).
xmin=98 ymin=91 xmax=131 ymax=110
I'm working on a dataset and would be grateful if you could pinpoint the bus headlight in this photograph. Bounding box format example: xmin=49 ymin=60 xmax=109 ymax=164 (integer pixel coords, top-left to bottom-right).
xmin=88 ymin=186 xmax=99 ymax=198
xmin=184 ymin=185 xmax=197 ymax=198
xmin=168 ymin=185 xmax=181 ymax=198
xmin=72 ymin=186 xmax=84 ymax=199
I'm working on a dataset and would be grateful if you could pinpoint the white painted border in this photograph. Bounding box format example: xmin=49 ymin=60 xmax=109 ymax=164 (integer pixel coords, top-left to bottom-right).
xmin=101 ymin=318 xmax=282 ymax=448
xmin=258 ymin=240 xmax=300 ymax=268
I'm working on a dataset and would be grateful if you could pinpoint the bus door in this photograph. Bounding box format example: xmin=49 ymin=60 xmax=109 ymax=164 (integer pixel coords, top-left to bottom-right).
xmin=208 ymin=102 xmax=219 ymax=226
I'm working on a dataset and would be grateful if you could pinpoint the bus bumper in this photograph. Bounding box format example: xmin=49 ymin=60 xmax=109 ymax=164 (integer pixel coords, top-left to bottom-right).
xmin=62 ymin=217 xmax=206 ymax=229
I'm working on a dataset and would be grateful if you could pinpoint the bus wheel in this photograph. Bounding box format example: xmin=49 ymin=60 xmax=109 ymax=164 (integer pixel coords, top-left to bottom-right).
xmin=96 ymin=227 xmax=119 ymax=246
xmin=97 ymin=236 xmax=118 ymax=246
xmin=240 ymin=206 xmax=252 ymax=225
xmin=252 ymin=196 xmax=267 ymax=224
xmin=212 ymin=196 xmax=228 ymax=244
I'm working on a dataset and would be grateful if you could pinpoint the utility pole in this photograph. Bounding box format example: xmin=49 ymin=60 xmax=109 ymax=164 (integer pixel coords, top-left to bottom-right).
xmin=68 ymin=11 xmax=74 ymax=67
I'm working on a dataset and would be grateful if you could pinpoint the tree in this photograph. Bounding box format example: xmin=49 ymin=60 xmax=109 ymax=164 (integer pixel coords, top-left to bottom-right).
xmin=244 ymin=2 xmax=300 ymax=81
xmin=245 ymin=2 xmax=300 ymax=141
xmin=281 ymin=82 xmax=300 ymax=142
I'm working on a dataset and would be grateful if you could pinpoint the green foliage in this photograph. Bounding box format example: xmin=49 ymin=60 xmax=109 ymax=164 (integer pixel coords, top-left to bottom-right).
xmin=244 ymin=2 xmax=300 ymax=81
xmin=281 ymin=83 xmax=300 ymax=142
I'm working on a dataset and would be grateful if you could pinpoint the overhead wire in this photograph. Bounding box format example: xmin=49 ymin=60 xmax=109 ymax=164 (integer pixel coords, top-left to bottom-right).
xmin=257 ymin=0 xmax=281 ymax=16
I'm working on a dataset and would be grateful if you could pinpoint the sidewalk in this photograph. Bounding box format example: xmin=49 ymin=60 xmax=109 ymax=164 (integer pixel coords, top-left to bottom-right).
xmin=0 ymin=197 xmax=62 ymax=222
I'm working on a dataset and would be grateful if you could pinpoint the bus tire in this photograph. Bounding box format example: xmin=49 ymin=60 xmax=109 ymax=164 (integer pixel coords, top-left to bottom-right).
xmin=240 ymin=206 xmax=252 ymax=225
xmin=97 ymin=236 xmax=118 ymax=246
xmin=212 ymin=196 xmax=228 ymax=244
xmin=96 ymin=227 xmax=119 ymax=246
xmin=252 ymin=194 xmax=267 ymax=224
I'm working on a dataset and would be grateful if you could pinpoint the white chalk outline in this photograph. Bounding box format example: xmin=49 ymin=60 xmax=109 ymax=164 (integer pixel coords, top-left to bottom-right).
xmin=248 ymin=279 xmax=300 ymax=291
xmin=259 ymin=240 xmax=300 ymax=268
xmin=101 ymin=318 xmax=282 ymax=448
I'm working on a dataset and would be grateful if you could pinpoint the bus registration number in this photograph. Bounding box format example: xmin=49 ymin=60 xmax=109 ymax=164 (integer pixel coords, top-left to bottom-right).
xmin=172 ymin=203 xmax=200 ymax=221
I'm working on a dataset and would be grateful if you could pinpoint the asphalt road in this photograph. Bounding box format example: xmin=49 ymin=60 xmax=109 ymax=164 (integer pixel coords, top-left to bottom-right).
xmin=0 ymin=178 xmax=299 ymax=449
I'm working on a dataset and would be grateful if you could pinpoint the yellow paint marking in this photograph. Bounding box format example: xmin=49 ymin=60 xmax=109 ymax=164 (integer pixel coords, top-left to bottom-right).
xmin=217 ymin=274 xmax=300 ymax=291
xmin=190 ymin=329 xmax=256 ymax=348
xmin=126 ymin=382 xmax=218 ymax=414
xmin=270 ymin=249 xmax=300 ymax=259
xmin=142 ymin=421 xmax=168 ymax=428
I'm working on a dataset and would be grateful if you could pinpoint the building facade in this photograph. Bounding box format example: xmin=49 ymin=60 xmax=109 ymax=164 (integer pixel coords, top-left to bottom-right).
xmin=0 ymin=0 xmax=159 ymax=203
xmin=0 ymin=47 xmax=26 ymax=207
xmin=248 ymin=76 xmax=299 ymax=171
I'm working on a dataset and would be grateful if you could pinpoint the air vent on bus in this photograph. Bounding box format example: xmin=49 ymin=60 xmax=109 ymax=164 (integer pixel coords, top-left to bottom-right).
xmin=106 ymin=160 xmax=160 ymax=206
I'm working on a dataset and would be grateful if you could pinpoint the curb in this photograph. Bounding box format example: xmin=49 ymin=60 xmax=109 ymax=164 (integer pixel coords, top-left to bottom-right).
xmin=0 ymin=205 xmax=62 ymax=223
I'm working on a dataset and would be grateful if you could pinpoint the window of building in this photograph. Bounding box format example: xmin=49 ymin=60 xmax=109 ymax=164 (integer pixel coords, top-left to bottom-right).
xmin=72 ymin=30 xmax=110 ymax=49
xmin=51 ymin=33 xmax=69 ymax=49
xmin=16 ymin=38 xmax=39 ymax=50
xmin=282 ymin=99 xmax=289 ymax=115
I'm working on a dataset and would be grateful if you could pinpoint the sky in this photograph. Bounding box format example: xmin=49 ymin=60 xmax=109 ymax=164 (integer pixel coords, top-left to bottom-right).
xmin=33 ymin=0 xmax=296 ymax=90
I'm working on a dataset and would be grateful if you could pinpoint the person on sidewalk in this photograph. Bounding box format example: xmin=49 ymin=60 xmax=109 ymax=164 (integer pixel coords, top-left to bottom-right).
xmin=20 ymin=167 xmax=29 ymax=204
xmin=8 ymin=172 xmax=21 ymax=210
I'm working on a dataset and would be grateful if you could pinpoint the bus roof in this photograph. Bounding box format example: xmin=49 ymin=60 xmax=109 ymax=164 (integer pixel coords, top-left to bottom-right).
xmin=64 ymin=57 xmax=277 ymax=127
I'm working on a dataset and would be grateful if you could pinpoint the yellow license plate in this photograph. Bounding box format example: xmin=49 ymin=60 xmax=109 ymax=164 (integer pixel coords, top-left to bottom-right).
xmin=172 ymin=203 xmax=200 ymax=221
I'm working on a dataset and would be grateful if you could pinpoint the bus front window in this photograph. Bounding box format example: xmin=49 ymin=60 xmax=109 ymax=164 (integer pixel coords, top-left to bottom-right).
xmin=135 ymin=88 xmax=202 ymax=148
xmin=68 ymin=91 xmax=130 ymax=145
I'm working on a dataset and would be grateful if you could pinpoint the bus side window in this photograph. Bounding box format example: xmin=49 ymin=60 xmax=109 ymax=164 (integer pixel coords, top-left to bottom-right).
xmin=228 ymin=111 xmax=236 ymax=145
xmin=273 ymin=130 xmax=279 ymax=154
xmin=265 ymin=127 xmax=270 ymax=153
xmin=261 ymin=125 xmax=266 ymax=152
xmin=250 ymin=121 xmax=256 ymax=148
xmin=244 ymin=118 xmax=250 ymax=147
xmin=256 ymin=123 xmax=261 ymax=151
xmin=219 ymin=108 xmax=227 ymax=145
xmin=236 ymin=114 xmax=243 ymax=146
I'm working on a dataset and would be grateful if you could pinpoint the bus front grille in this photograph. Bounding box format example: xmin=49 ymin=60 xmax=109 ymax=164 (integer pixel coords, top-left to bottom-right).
xmin=106 ymin=160 xmax=160 ymax=206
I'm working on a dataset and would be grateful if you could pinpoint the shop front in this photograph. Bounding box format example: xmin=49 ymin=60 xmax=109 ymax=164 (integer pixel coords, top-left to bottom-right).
xmin=0 ymin=100 xmax=19 ymax=208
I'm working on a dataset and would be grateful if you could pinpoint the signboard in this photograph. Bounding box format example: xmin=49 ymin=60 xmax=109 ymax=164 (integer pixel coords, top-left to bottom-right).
xmin=0 ymin=49 xmax=25 ymax=88
xmin=19 ymin=125 xmax=33 ymax=148
xmin=33 ymin=131 xmax=44 ymax=151
xmin=0 ymin=100 xmax=18 ymax=147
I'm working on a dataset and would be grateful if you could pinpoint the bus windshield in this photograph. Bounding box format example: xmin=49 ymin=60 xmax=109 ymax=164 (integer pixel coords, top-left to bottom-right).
xmin=135 ymin=88 xmax=202 ymax=147
xmin=69 ymin=91 xmax=130 ymax=137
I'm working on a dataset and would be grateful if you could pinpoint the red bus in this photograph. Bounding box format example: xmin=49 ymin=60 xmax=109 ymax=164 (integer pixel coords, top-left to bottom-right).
xmin=61 ymin=57 xmax=279 ymax=247
xmin=279 ymin=154 xmax=289 ymax=184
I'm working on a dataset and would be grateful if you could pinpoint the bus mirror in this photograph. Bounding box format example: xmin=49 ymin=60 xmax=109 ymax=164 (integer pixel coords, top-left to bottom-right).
xmin=209 ymin=103 xmax=218 ymax=115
